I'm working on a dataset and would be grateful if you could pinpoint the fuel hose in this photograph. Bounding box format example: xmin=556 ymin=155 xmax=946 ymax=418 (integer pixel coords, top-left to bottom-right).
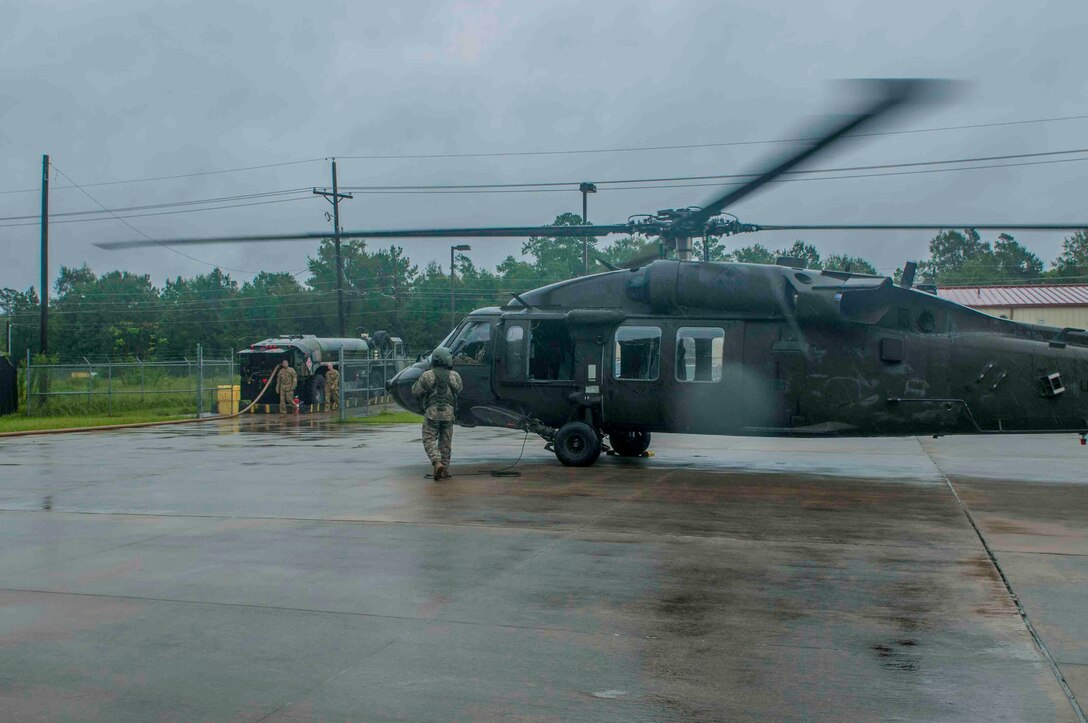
xmin=0 ymin=368 xmax=285 ymax=438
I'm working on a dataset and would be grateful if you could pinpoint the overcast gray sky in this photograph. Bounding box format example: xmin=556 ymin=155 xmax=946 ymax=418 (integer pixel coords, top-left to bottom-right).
xmin=2 ymin=0 xmax=1087 ymax=291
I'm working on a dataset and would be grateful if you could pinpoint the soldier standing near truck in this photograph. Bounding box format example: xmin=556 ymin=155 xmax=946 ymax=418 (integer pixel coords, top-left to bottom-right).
xmin=275 ymin=359 xmax=298 ymax=414
xmin=411 ymin=347 xmax=462 ymax=480
xmin=325 ymin=363 xmax=340 ymax=411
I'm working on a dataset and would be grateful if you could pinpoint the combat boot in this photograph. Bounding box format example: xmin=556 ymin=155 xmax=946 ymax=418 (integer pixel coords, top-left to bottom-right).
xmin=433 ymin=462 xmax=446 ymax=480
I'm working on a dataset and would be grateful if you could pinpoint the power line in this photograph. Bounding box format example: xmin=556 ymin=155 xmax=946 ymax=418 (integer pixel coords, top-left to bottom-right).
xmin=0 ymin=194 xmax=316 ymax=229
xmin=3 ymin=111 xmax=1086 ymax=195
xmin=334 ymin=113 xmax=1088 ymax=160
xmin=337 ymin=147 xmax=1088 ymax=191
xmin=0 ymin=187 xmax=311 ymax=222
xmin=0 ymin=158 xmax=326 ymax=196
xmin=50 ymin=164 xmax=268 ymax=275
xmin=5 ymin=147 xmax=1085 ymax=232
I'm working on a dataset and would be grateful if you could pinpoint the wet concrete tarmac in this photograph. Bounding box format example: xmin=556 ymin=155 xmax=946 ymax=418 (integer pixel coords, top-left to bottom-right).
xmin=0 ymin=416 xmax=1085 ymax=721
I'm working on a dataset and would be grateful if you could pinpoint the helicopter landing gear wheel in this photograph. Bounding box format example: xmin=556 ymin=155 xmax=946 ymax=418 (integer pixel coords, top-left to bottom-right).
xmin=609 ymin=430 xmax=651 ymax=457
xmin=554 ymin=421 xmax=602 ymax=467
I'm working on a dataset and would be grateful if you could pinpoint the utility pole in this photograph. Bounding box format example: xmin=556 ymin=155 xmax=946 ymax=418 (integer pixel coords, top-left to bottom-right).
xmin=313 ymin=158 xmax=353 ymax=337
xmin=40 ymin=154 xmax=49 ymax=355
xmin=391 ymin=253 xmax=399 ymax=330
xmin=579 ymin=182 xmax=596 ymax=275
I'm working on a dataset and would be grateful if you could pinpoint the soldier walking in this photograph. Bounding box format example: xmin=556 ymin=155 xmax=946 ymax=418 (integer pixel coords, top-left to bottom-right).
xmin=411 ymin=347 xmax=463 ymax=480
xmin=275 ymin=359 xmax=297 ymax=414
xmin=325 ymin=363 xmax=340 ymax=411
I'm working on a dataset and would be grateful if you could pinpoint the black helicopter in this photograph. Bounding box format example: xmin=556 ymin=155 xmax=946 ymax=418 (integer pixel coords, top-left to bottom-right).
xmin=101 ymin=79 xmax=1088 ymax=466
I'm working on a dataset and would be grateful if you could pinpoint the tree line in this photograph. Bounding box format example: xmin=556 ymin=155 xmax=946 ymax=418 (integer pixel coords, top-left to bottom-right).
xmin=3 ymin=214 xmax=1086 ymax=362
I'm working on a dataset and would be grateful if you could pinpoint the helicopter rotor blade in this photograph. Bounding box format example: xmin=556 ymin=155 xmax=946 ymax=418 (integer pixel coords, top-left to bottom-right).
xmin=616 ymin=246 xmax=665 ymax=270
xmin=94 ymin=224 xmax=634 ymax=250
xmin=689 ymin=78 xmax=950 ymax=228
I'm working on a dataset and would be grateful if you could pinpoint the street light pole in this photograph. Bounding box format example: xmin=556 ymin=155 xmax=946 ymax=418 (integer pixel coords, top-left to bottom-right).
xmin=450 ymin=244 xmax=471 ymax=329
xmin=579 ymin=182 xmax=596 ymax=275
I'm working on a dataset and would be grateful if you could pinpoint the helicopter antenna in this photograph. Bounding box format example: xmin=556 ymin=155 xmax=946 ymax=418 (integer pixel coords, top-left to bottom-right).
xmin=901 ymin=261 xmax=918 ymax=289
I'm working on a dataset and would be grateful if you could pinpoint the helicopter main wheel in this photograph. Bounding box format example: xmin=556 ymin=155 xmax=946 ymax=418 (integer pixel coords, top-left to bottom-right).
xmin=554 ymin=421 xmax=602 ymax=467
xmin=609 ymin=430 xmax=651 ymax=457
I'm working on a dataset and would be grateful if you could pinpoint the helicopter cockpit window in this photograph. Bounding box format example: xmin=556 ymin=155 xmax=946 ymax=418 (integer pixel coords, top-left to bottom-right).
xmin=529 ymin=320 xmax=574 ymax=381
xmin=614 ymin=326 xmax=661 ymax=381
xmin=676 ymin=327 xmax=724 ymax=382
xmin=449 ymin=320 xmax=491 ymax=365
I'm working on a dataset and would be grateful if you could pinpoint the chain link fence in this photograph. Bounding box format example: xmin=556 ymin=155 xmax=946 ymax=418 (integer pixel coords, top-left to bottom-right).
xmin=22 ymin=345 xmax=237 ymax=417
xmin=336 ymin=347 xmax=410 ymax=421
xmin=18 ymin=345 xmax=417 ymax=419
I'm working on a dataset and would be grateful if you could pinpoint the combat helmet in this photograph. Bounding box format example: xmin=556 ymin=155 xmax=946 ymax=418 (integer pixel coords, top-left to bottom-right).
xmin=431 ymin=346 xmax=454 ymax=368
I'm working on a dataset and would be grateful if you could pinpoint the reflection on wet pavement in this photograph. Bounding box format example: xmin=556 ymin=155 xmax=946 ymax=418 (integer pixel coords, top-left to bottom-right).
xmin=0 ymin=417 xmax=1084 ymax=720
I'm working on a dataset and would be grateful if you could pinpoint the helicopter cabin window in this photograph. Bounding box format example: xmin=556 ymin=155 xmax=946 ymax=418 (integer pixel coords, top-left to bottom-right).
xmin=529 ymin=320 xmax=574 ymax=381
xmin=448 ymin=320 xmax=491 ymax=365
xmin=614 ymin=326 xmax=661 ymax=381
xmin=675 ymin=327 xmax=724 ymax=382
xmin=504 ymin=325 xmax=527 ymax=379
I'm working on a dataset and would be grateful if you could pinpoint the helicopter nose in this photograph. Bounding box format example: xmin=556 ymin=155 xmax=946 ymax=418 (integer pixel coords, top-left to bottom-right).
xmin=387 ymin=363 xmax=427 ymax=415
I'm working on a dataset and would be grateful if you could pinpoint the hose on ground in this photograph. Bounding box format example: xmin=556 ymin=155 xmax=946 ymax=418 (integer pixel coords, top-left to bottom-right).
xmin=0 ymin=368 xmax=285 ymax=438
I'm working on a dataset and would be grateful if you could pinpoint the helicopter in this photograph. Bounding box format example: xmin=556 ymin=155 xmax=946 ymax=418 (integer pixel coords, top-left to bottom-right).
xmin=100 ymin=79 xmax=1088 ymax=466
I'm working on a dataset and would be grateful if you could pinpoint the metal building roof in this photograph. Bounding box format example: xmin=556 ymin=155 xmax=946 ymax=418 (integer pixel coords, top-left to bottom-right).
xmin=937 ymin=284 xmax=1088 ymax=308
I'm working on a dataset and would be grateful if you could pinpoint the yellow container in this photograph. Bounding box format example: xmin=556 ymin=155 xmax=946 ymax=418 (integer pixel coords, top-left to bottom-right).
xmin=216 ymin=384 xmax=240 ymax=415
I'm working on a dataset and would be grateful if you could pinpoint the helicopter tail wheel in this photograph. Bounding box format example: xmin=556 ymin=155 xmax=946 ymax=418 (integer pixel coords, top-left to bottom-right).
xmin=554 ymin=422 xmax=602 ymax=467
xmin=609 ymin=430 xmax=651 ymax=457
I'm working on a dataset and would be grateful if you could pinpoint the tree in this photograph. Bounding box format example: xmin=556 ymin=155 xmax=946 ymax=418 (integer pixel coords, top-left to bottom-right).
xmin=990 ymin=234 xmax=1043 ymax=280
xmin=159 ymin=268 xmax=240 ymax=357
xmin=824 ymin=254 xmax=878 ymax=275
xmin=917 ymin=229 xmax=1045 ymax=285
xmin=727 ymin=244 xmax=775 ymax=264
xmin=49 ymin=267 xmax=162 ymax=360
xmin=1053 ymin=230 xmax=1088 ymax=280
xmin=599 ymin=235 xmax=657 ymax=268
xmin=519 ymin=213 xmax=601 ymax=280
xmin=237 ymin=271 xmax=308 ymax=341
xmin=919 ymin=229 xmax=987 ymax=281
xmin=775 ymin=241 xmax=822 ymax=269
xmin=0 ymin=286 xmax=40 ymax=360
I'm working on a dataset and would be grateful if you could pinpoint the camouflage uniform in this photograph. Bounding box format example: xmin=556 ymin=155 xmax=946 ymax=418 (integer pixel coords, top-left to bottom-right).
xmin=325 ymin=368 xmax=340 ymax=410
xmin=412 ymin=367 xmax=463 ymax=471
xmin=275 ymin=366 xmax=298 ymax=413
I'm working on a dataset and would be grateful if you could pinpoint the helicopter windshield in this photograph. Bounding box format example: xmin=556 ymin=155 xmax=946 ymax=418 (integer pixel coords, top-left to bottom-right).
xmin=448 ymin=320 xmax=491 ymax=365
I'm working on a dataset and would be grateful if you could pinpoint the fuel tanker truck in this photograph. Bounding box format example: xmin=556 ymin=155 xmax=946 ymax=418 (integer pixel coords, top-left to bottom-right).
xmin=239 ymin=332 xmax=405 ymax=409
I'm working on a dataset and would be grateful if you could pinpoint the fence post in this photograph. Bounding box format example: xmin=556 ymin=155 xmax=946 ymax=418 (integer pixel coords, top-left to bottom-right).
xmin=106 ymin=356 xmax=112 ymax=414
xmin=25 ymin=348 xmax=31 ymax=416
xmin=229 ymin=350 xmax=235 ymax=411
xmin=196 ymin=345 xmax=204 ymax=417
xmin=138 ymin=356 xmax=145 ymax=402
xmin=364 ymin=359 xmax=371 ymax=417
xmin=338 ymin=346 xmax=346 ymax=423
xmin=84 ymin=356 xmax=92 ymax=411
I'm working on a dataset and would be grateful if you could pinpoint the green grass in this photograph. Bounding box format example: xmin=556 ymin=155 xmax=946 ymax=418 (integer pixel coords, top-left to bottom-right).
xmin=17 ymin=365 xmax=237 ymax=418
xmin=341 ymin=410 xmax=423 ymax=425
xmin=0 ymin=412 xmax=192 ymax=434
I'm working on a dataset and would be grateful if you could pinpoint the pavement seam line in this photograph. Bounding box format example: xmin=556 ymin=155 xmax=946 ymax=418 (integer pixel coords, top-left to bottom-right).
xmin=0 ymin=584 xmax=616 ymax=636
xmin=917 ymin=438 xmax=1086 ymax=723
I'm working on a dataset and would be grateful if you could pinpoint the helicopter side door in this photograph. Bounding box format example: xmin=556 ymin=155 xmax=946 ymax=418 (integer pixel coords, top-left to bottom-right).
xmin=494 ymin=317 xmax=581 ymax=424
xmin=603 ymin=321 xmax=666 ymax=430
xmin=665 ymin=322 xmax=745 ymax=434
xmin=446 ymin=318 xmax=497 ymax=413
